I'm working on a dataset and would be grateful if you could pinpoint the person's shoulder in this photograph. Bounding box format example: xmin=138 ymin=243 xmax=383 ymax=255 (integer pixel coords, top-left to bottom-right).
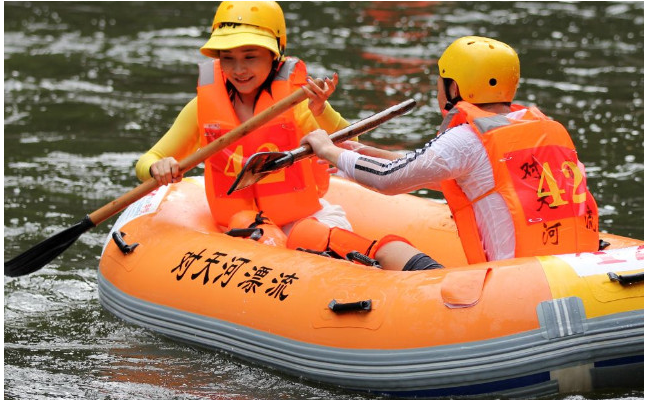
xmin=433 ymin=124 xmax=482 ymax=155
xmin=277 ymin=57 xmax=307 ymax=84
xmin=441 ymin=123 xmax=477 ymax=139
xmin=506 ymin=108 xmax=529 ymax=120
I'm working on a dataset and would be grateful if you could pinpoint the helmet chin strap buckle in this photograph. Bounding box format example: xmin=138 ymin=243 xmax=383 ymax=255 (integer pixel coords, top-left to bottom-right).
xmin=443 ymin=95 xmax=462 ymax=112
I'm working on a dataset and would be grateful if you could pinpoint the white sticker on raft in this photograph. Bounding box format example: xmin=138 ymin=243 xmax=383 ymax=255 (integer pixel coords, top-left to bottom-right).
xmin=101 ymin=185 xmax=170 ymax=254
xmin=554 ymin=245 xmax=644 ymax=277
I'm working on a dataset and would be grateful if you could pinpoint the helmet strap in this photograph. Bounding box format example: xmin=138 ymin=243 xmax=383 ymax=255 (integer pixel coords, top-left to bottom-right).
xmin=442 ymin=78 xmax=462 ymax=111
xmin=276 ymin=38 xmax=284 ymax=60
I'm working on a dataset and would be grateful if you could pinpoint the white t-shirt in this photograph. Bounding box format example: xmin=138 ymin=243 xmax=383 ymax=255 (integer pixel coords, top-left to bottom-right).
xmin=337 ymin=109 xmax=529 ymax=261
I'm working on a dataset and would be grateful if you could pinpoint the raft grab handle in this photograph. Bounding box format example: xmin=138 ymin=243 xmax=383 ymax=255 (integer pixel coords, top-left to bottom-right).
xmin=112 ymin=231 xmax=139 ymax=255
xmin=328 ymin=299 xmax=372 ymax=313
xmin=224 ymin=228 xmax=264 ymax=241
xmin=607 ymin=271 xmax=644 ymax=285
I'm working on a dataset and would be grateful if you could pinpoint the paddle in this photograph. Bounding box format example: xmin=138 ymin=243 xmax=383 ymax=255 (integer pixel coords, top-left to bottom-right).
xmin=227 ymin=98 xmax=417 ymax=194
xmin=5 ymin=85 xmax=316 ymax=277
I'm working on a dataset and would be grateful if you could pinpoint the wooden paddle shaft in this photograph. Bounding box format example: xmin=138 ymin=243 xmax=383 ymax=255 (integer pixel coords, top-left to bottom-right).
xmin=88 ymin=85 xmax=314 ymax=226
xmin=289 ymin=98 xmax=416 ymax=160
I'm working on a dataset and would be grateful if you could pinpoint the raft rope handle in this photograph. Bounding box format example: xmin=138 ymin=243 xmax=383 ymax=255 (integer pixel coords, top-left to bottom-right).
xmin=112 ymin=231 xmax=139 ymax=255
xmin=328 ymin=299 xmax=372 ymax=313
xmin=607 ymin=271 xmax=644 ymax=286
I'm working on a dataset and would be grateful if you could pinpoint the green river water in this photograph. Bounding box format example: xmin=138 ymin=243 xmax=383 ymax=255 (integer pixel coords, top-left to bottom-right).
xmin=4 ymin=2 xmax=643 ymax=399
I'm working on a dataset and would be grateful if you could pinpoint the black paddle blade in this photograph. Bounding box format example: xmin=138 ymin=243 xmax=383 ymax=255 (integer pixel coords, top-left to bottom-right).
xmin=4 ymin=215 xmax=95 ymax=277
xmin=227 ymin=151 xmax=293 ymax=194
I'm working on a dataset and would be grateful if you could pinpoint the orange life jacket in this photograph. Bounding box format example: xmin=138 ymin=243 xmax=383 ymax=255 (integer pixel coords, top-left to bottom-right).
xmin=197 ymin=57 xmax=329 ymax=227
xmin=438 ymin=102 xmax=599 ymax=264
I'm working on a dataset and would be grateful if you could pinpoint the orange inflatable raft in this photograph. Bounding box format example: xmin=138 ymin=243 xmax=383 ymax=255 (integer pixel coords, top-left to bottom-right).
xmin=98 ymin=176 xmax=644 ymax=398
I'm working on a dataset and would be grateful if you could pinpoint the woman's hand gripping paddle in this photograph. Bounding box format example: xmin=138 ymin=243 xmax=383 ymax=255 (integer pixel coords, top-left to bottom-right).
xmin=5 ymin=85 xmax=318 ymax=277
xmin=227 ymin=98 xmax=417 ymax=194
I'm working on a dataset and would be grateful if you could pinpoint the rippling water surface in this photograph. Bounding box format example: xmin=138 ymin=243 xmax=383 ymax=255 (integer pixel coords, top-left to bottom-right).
xmin=4 ymin=2 xmax=643 ymax=399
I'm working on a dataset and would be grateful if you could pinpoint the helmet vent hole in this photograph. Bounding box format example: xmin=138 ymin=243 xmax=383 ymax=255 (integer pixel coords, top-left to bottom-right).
xmin=489 ymin=78 xmax=497 ymax=86
xmin=251 ymin=6 xmax=258 ymax=11
xmin=226 ymin=5 xmax=233 ymax=10
xmin=489 ymin=44 xmax=495 ymax=49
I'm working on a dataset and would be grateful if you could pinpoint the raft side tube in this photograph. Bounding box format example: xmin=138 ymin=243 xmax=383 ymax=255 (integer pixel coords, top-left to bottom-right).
xmin=98 ymin=272 xmax=643 ymax=397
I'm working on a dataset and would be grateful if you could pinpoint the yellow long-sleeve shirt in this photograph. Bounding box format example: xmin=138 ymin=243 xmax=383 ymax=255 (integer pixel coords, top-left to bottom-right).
xmin=135 ymin=97 xmax=349 ymax=181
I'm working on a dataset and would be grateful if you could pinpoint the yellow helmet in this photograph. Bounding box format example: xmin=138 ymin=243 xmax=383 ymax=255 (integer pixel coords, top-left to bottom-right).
xmin=201 ymin=1 xmax=287 ymax=59
xmin=438 ymin=36 xmax=520 ymax=104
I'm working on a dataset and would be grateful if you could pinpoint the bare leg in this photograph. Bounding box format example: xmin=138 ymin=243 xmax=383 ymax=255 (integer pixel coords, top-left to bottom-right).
xmin=374 ymin=241 xmax=424 ymax=271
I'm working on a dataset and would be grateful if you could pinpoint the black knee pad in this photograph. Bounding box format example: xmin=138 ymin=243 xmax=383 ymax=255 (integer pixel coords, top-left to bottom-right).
xmin=402 ymin=253 xmax=444 ymax=271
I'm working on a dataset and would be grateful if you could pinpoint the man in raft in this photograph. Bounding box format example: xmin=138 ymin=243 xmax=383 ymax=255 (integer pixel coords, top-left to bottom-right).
xmin=302 ymin=36 xmax=600 ymax=265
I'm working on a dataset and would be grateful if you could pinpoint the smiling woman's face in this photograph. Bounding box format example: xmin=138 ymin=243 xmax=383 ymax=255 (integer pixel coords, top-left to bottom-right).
xmin=220 ymin=45 xmax=274 ymax=96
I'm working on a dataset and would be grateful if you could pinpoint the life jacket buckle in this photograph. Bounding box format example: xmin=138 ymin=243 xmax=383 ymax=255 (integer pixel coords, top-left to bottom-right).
xmin=346 ymin=251 xmax=381 ymax=268
xmin=295 ymin=247 xmax=341 ymax=259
